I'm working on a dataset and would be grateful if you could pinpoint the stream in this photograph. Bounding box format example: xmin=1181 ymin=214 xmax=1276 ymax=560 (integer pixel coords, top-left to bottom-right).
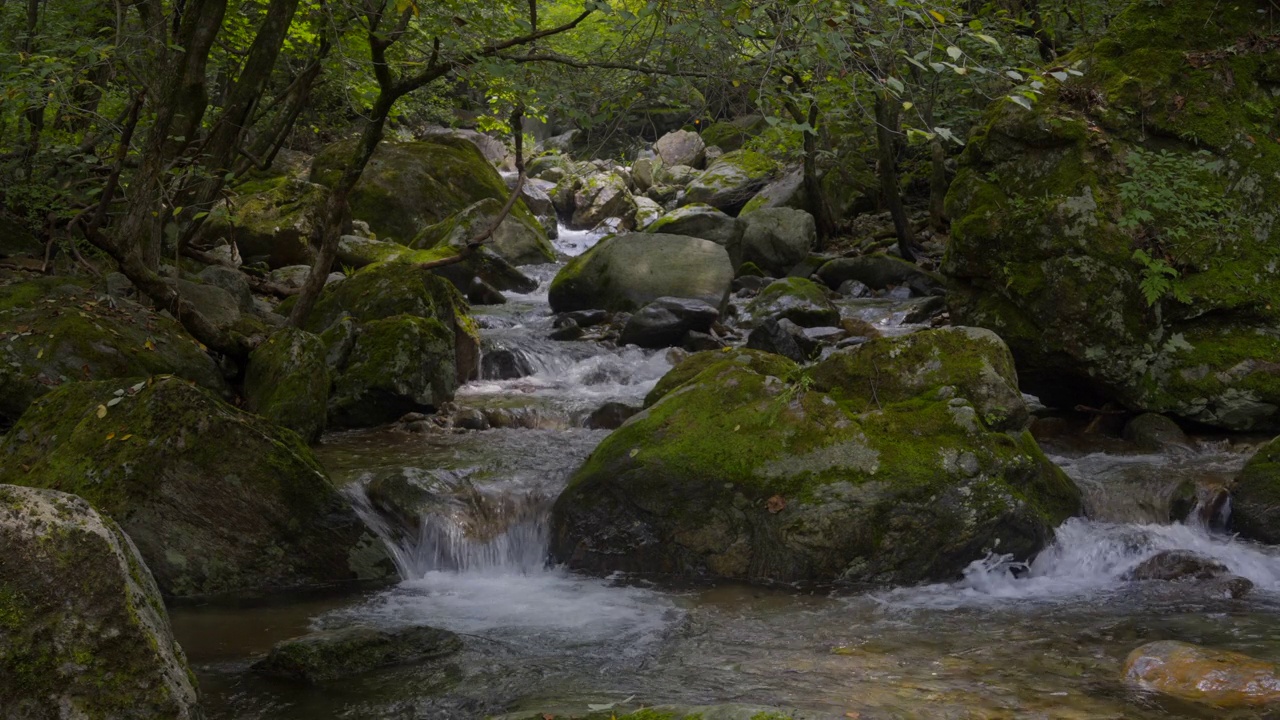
xmin=171 ymin=227 xmax=1280 ymax=720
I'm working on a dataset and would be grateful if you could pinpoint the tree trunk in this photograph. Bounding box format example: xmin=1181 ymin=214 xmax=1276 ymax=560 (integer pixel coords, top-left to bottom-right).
xmin=800 ymin=102 xmax=836 ymax=249
xmin=928 ymin=138 xmax=948 ymax=233
xmin=874 ymin=93 xmax=916 ymax=262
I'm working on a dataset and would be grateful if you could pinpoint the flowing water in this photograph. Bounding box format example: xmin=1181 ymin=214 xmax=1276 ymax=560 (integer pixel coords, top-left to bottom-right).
xmin=172 ymin=228 xmax=1280 ymax=719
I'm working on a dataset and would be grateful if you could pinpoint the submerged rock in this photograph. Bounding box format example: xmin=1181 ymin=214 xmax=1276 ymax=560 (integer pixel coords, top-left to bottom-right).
xmin=0 ymin=485 xmax=201 ymax=719
xmin=1124 ymin=550 xmax=1231 ymax=582
xmin=552 ymin=328 xmax=1080 ymax=585
xmin=942 ymin=1 xmax=1280 ymax=431
xmin=1123 ymin=641 xmax=1280 ymax=708
xmin=549 ymin=233 xmax=733 ymax=313
xmin=254 ymin=625 xmax=461 ymax=683
xmin=0 ymin=377 xmax=396 ymax=599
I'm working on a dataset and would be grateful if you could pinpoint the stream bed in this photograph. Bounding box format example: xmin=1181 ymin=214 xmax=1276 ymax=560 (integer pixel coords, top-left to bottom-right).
xmin=171 ymin=229 xmax=1280 ymax=720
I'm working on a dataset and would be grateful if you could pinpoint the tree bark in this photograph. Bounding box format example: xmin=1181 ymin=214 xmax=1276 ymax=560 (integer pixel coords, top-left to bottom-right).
xmin=928 ymin=138 xmax=948 ymax=234
xmin=874 ymin=92 xmax=916 ymax=262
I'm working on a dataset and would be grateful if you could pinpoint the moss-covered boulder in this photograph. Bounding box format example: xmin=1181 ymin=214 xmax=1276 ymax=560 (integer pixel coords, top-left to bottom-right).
xmin=205 ymin=175 xmax=326 ymax=268
xmin=746 ymin=277 xmax=839 ymax=328
xmin=0 ymin=485 xmax=201 ymax=719
xmin=729 ymin=207 xmax=815 ymax=277
xmin=943 ymin=0 xmax=1280 ymax=430
xmin=0 ymin=377 xmax=396 ymax=599
xmin=548 ymin=233 xmax=734 ymax=313
xmin=572 ymin=172 xmax=637 ymax=229
xmin=0 ymin=277 xmax=227 ymax=427
xmin=700 ymin=120 xmax=754 ymax=152
xmin=683 ymin=150 xmax=779 ymax=214
xmin=311 ymin=137 xmax=538 ymax=243
xmin=253 ymin=625 xmax=461 ymax=683
xmin=645 ymin=203 xmax=743 ymax=246
xmin=244 ymin=327 xmax=331 ymax=442
xmin=297 ymin=259 xmax=480 ymax=427
xmin=411 ymin=197 xmax=554 ymax=267
xmin=1230 ymin=436 xmax=1280 ymax=544
xmin=551 ymin=328 xmax=1080 ymax=585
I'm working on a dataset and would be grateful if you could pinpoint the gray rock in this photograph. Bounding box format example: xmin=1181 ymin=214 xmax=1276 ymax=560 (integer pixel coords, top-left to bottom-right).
xmin=1124 ymin=550 xmax=1232 ymax=582
xmin=1123 ymin=413 xmax=1189 ymax=451
xmin=730 ymin=207 xmax=815 ymax=276
xmin=271 ymin=265 xmax=315 ymax=290
xmin=632 ymin=157 xmax=662 ymax=191
xmin=645 ymin=204 xmax=743 ymax=246
xmin=453 ymin=407 xmax=489 ymax=430
xmin=412 ymin=197 xmax=554 ymax=267
xmin=654 ymin=129 xmax=706 ymax=168
xmin=254 ymin=624 xmax=462 ymax=683
xmin=747 ymin=277 xmax=840 ymax=328
xmin=633 ymin=196 xmax=664 ymax=229
xmin=658 ymin=163 xmax=700 ymax=186
xmin=197 ymin=264 xmax=253 ymax=312
xmin=549 ymin=233 xmax=734 ymax=313
xmin=838 ymin=279 xmax=871 ymax=298
xmin=683 ymin=150 xmax=778 ymax=213
xmin=816 ymin=253 xmax=943 ymax=294
xmin=572 ymin=172 xmax=637 ymax=229
xmin=740 ymin=166 xmax=805 ymax=214
xmin=586 ymin=401 xmax=640 ymax=429
xmin=467 ymin=277 xmax=507 ymax=305
xmin=746 ymin=317 xmax=817 ymax=362
xmin=619 ymin=297 xmax=720 ymax=349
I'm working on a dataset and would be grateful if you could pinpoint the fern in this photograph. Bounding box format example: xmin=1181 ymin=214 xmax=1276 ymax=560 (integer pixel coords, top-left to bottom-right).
xmin=1133 ymin=249 xmax=1190 ymax=306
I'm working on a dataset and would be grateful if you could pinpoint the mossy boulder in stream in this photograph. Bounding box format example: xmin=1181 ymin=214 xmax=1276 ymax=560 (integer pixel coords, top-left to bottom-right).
xmin=300 ymin=259 xmax=481 ymax=426
xmin=244 ymin=327 xmax=331 ymax=442
xmin=0 ymin=485 xmax=201 ymax=719
xmin=549 ymin=233 xmax=734 ymax=313
xmin=746 ymin=277 xmax=839 ymax=328
xmin=311 ymin=136 xmax=539 ymax=243
xmin=0 ymin=276 xmax=227 ymax=427
xmin=683 ymin=150 xmax=779 ymax=214
xmin=411 ymin=197 xmax=554 ymax=267
xmin=551 ymin=328 xmax=1081 ymax=585
xmin=943 ymin=0 xmax=1280 ymax=430
xmin=1229 ymin=436 xmax=1280 ymax=544
xmin=0 ymin=376 xmax=396 ymax=599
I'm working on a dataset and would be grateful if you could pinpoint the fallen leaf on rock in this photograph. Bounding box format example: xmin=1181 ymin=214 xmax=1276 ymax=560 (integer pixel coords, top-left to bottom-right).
xmin=766 ymin=495 xmax=786 ymax=513
xmin=106 ymin=432 xmax=115 ymax=440
xmin=95 ymin=404 xmax=107 ymax=419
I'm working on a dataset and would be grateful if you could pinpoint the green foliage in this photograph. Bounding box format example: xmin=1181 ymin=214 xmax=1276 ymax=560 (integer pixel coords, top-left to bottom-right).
xmin=1132 ymin=249 xmax=1190 ymax=307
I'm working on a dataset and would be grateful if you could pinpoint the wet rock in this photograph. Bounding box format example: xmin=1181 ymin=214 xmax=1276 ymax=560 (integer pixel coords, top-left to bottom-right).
xmin=0 ymin=485 xmax=201 ymax=719
xmin=903 ymin=295 xmax=949 ymax=324
xmin=467 ymin=277 xmax=507 ymax=306
xmin=746 ymin=317 xmax=817 ymax=363
xmin=572 ymin=172 xmax=637 ymax=229
xmin=838 ymin=279 xmax=871 ymax=298
xmin=550 ymin=321 xmax=584 ymax=341
xmin=746 ymin=277 xmax=839 ymax=328
xmin=683 ymin=330 xmax=723 ymax=352
xmin=733 ymin=275 xmax=770 ymax=294
xmin=645 ymin=204 xmax=743 ymax=246
xmin=1124 ymin=550 xmax=1231 ymax=582
xmin=254 ymin=625 xmax=462 ymax=683
xmin=1230 ymin=436 xmax=1280 ymax=544
xmin=0 ymin=377 xmax=395 ymax=599
xmin=1123 ymin=413 xmax=1189 ymax=451
xmin=411 ymin=197 xmax=554 ymax=267
xmin=244 ymin=327 xmax=331 ymax=442
xmin=1123 ymin=641 xmax=1280 ymax=708
xmin=481 ymin=348 xmax=533 ymax=380
xmin=552 ymin=329 xmax=1080 ymax=585
xmin=0 ymin=277 xmax=228 ymax=425
xmin=312 ymin=136 xmax=539 ymax=243
xmin=619 ymin=297 xmax=719 ymax=349
xmin=328 ymin=315 xmax=458 ymax=428
xmin=586 ymin=401 xmax=640 ymax=430
xmin=549 ymin=233 xmax=733 ymax=313
xmin=562 ymin=309 xmax=610 ymax=328
xmin=816 ymin=253 xmax=942 ymax=294
xmin=729 ymin=207 xmax=815 ymax=277
xmin=452 ymin=407 xmax=489 ymax=431
xmin=683 ymin=150 xmax=778 ymax=213
xmin=653 ymin=129 xmax=706 ymax=168
xmin=205 ymin=175 xmax=325 ymax=267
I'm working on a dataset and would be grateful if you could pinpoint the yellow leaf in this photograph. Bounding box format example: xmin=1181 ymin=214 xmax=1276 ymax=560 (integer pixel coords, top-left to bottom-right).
xmin=143 ymin=339 xmax=156 ymax=351
xmin=928 ymin=9 xmax=944 ymax=22
xmin=106 ymin=432 xmax=115 ymax=440
xmin=119 ymin=434 xmax=133 ymax=441
xmin=96 ymin=404 xmax=107 ymax=418
xmin=629 ymin=448 xmax=639 ymax=457
xmin=36 ymin=348 xmax=43 ymax=359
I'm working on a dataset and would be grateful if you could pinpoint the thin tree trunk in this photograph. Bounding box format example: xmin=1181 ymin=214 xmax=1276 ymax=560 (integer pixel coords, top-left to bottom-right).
xmin=874 ymin=92 xmax=916 ymax=262
xmin=928 ymin=138 xmax=948 ymax=233
xmin=800 ymin=102 xmax=835 ymax=249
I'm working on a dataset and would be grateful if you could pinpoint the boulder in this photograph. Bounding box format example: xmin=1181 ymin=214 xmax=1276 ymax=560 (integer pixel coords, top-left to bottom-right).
xmin=0 ymin=377 xmax=396 ymax=599
xmin=619 ymin=297 xmax=719 ymax=349
xmin=731 ymin=207 xmax=816 ymax=276
xmin=514 ymin=177 xmax=559 ymax=239
xmin=549 ymin=233 xmax=733 ymax=313
xmin=270 ymin=264 xmax=315 ymax=291
xmin=312 ymin=136 xmax=540 ymax=243
xmin=1124 ymin=550 xmax=1232 ymax=582
xmin=1230 ymin=436 xmax=1280 ymax=543
xmin=335 ymin=235 xmax=536 ymax=294
xmin=527 ymin=153 xmax=568 ymax=181
xmin=1123 ymin=641 xmax=1280 ymax=708
xmin=244 ymin=327 xmax=331 ymax=442
xmin=1123 ymin=413 xmax=1189 ymax=451
xmin=634 ymin=196 xmax=664 ymax=229
xmin=746 ymin=277 xmax=839 ymax=328
xmin=418 ymin=126 xmax=508 ymax=166
xmin=683 ymin=150 xmax=778 ymax=214
xmin=658 ymin=164 xmax=700 ymax=186
xmin=205 ymin=175 xmax=325 ymax=268
xmin=816 ymin=253 xmax=942 ymax=295
xmin=653 ymin=129 xmax=706 ymax=168
xmin=328 ymin=315 xmax=457 ymax=427
xmin=552 ymin=329 xmax=1079 ymax=584
xmin=942 ymin=1 xmax=1280 ymax=430
xmin=411 ymin=197 xmax=554 ymax=266
xmin=0 ymin=485 xmax=201 ymax=719
xmin=253 ymin=625 xmax=461 ymax=683
xmin=645 ymin=204 xmax=743 ymax=246
xmin=586 ymin=401 xmax=640 ymax=430
xmin=0 ymin=277 xmax=227 ymax=426
xmin=571 ymin=172 xmax=637 ymax=229
xmin=631 ymin=157 xmax=662 ymax=191
xmin=740 ymin=167 xmax=805 ymax=215
xmin=745 ymin=317 xmax=819 ymax=363
xmin=699 ymin=120 xmax=753 ymax=152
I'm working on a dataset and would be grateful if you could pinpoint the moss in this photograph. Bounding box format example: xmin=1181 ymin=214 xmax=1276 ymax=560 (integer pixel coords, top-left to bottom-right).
xmin=411 ymin=196 xmax=554 ymax=266
xmin=737 ymin=261 xmax=765 ymax=278
xmin=746 ymin=277 xmax=839 ymax=328
xmin=244 ymin=327 xmax=331 ymax=442
xmin=1232 ymin=436 xmax=1280 ymax=543
xmin=700 ymin=121 xmax=751 ymax=151
xmin=328 ymin=314 xmax=457 ymax=428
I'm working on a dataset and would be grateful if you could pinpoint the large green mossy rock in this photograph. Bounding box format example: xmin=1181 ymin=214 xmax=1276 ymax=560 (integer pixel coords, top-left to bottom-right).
xmin=205 ymin=175 xmax=326 ymax=268
xmin=548 ymin=233 xmax=734 ymax=313
xmin=311 ymin=137 xmax=539 ymax=243
xmin=551 ymin=329 xmax=1080 ymax=585
xmin=683 ymin=150 xmax=779 ymax=214
xmin=943 ymin=0 xmax=1280 ymax=430
xmin=302 ymin=259 xmax=480 ymax=426
xmin=411 ymin=197 xmax=554 ymax=267
xmin=0 ymin=277 xmax=227 ymax=427
xmin=1230 ymin=436 xmax=1280 ymax=544
xmin=0 ymin=377 xmax=396 ymax=599
xmin=0 ymin=485 xmax=201 ymax=719
xmin=244 ymin=327 xmax=330 ymax=442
